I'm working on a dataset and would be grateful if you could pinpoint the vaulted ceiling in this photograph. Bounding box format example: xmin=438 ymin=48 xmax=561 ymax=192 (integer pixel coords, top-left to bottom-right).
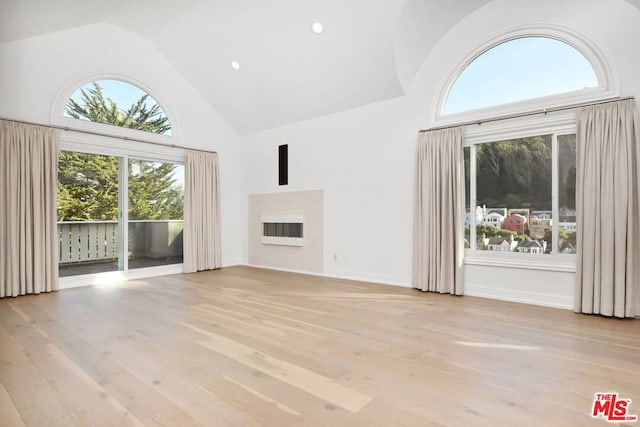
xmin=2 ymin=0 xmax=638 ymax=133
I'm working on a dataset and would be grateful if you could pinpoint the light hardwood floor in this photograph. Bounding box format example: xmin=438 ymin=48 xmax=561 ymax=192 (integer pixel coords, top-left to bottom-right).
xmin=1 ymin=266 xmax=639 ymax=426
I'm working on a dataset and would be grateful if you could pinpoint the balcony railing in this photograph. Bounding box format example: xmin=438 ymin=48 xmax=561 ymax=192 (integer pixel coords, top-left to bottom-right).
xmin=58 ymin=221 xmax=118 ymax=264
xmin=58 ymin=220 xmax=184 ymax=265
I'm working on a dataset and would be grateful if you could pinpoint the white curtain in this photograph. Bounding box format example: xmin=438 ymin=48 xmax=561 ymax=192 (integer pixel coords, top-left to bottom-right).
xmin=575 ymin=99 xmax=640 ymax=318
xmin=184 ymin=150 xmax=221 ymax=272
xmin=1 ymin=120 xmax=59 ymax=297
xmin=413 ymin=127 xmax=465 ymax=295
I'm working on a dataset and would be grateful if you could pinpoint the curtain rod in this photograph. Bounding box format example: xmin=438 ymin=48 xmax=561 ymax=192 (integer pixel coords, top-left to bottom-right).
xmin=0 ymin=117 xmax=218 ymax=154
xmin=419 ymin=96 xmax=636 ymax=133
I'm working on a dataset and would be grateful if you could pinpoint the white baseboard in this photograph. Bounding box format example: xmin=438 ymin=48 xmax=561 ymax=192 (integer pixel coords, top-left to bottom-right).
xmin=57 ymin=261 xmax=573 ymax=311
xmin=463 ymin=283 xmax=573 ymax=310
xmin=243 ymin=263 xmax=318 ymax=277
xmin=242 ymin=264 xmax=573 ymax=310
xmin=243 ymin=263 xmax=411 ymax=288
xmin=323 ymin=269 xmax=411 ymax=288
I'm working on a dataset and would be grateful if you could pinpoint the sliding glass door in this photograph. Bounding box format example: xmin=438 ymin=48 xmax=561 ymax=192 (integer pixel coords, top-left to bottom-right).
xmin=57 ymin=151 xmax=184 ymax=277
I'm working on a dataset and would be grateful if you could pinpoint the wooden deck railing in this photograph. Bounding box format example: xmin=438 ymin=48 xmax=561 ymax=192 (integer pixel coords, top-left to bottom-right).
xmin=58 ymin=220 xmax=183 ymax=264
xmin=58 ymin=221 xmax=118 ymax=264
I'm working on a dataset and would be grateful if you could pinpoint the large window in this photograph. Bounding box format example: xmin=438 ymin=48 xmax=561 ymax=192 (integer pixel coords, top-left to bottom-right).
xmin=444 ymin=33 xmax=596 ymax=262
xmin=465 ymin=133 xmax=576 ymax=256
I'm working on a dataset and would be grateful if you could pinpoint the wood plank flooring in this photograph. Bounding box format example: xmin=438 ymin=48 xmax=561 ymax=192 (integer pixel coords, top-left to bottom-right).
xmin=1 ymin=266 xmax=639 ymax=426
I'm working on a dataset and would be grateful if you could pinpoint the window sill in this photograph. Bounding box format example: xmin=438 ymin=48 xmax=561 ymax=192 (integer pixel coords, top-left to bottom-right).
xmin=463 ymin=250 xmax=576 ymax=273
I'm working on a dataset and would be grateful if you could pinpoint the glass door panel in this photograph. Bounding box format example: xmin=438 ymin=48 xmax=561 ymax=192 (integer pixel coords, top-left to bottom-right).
xmin=127 ymin=159 xmax=184 ymax=269
xmin=57 ymin=151 xmax=120 ymax=276
xmin=558 ymin=134 xmax=577 ymax=254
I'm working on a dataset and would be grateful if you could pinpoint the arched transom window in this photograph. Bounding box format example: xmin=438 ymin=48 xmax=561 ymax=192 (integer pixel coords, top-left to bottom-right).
xmin=443 ymin=37 xmax=598 ymax=115
xmin=65 ymin=79 xmax=172 ymax=136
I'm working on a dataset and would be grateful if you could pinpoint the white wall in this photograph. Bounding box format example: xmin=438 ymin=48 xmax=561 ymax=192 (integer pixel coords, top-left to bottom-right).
xmin=464 ymin=265 xmax=574 ymax=309
xmin=0 ymin=23 xmax=244 ymax=267
xmin=240 ymin=0 xmax=640 ymax=308
xmin=241 ymin=97 xmax=417 ymax=286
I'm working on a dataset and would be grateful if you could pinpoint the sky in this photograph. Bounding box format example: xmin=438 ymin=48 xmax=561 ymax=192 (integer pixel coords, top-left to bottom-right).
xmin=69 ymin=79 xmax=160 ymax=111
xmin=444 ymin=37 xmax=598 ymax=115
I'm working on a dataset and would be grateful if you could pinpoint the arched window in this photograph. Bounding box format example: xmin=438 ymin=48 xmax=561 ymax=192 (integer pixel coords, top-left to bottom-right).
xmin=65 ymin=79 xmax=172 ymax=136
xmin=449 ymin=31 xmax=617 ymax=264
xmin=443 ymin=37 xmax=599 ymax=116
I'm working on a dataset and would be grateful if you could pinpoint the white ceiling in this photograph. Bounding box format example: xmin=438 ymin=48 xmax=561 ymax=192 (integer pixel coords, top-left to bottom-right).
xmin=4 ymin=0 xmax=637 ymax=134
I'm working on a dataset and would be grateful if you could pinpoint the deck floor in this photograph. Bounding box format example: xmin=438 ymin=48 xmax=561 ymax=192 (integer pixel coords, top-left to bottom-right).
xmin=59 ymin=257 xmax=183 ymax=277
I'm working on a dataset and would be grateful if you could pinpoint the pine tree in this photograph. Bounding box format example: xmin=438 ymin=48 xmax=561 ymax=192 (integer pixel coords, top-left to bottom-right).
xmin=128 ymin=160 xmax=183 ymax=220
xmin=58 ymin=82 xmax=182 ymax=221
xmin=65 ymin=82 xmax=171 ymax=134
xmin=57 ymin=152 xmax=119 ymax=221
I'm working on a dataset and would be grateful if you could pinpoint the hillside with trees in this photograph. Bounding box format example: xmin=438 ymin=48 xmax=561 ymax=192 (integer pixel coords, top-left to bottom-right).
xmin=476 ymin=135 xmax=552 ymax=209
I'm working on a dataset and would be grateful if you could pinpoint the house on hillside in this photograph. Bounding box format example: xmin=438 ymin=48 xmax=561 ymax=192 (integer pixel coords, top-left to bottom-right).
xmin=559 ymin=222 xmax=577 ymax=233
xmin=516 ymin=240 xmax=547 ymax=254
xmin=502 ymin=214 xmax=528 ymax=235
xmin=531 ymin=210 xmax=552 ymax=220
xmin=482 ymin=212 xmax=505 ymax=229
xmin=485 ymin=207 xmax=508 ymax=217
xmin=487 ymin=236 xmax=517 ymax=252
xmin=530 ymin=218 xmax=552 ymax=239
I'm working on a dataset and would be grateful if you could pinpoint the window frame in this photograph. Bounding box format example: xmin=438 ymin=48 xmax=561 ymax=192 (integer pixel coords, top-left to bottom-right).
xmin=463 ymin=110 xmax=577 ymax=273
xmin=432 ymin=26 xmax=619 ymax=129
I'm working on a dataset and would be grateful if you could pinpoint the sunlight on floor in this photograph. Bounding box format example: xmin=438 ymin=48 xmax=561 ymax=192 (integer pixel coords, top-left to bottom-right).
xmin=91 ymin=271 xmax=127 ymax=287
xmin=454 ymin=341 xmax=541 ymax=351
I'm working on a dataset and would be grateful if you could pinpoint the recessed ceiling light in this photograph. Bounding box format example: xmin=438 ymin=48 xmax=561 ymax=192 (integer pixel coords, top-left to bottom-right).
xmin=231 ymin=61 xmax=240 ymax=70
xmin=311 ymin=22 xmax=323 ymax=34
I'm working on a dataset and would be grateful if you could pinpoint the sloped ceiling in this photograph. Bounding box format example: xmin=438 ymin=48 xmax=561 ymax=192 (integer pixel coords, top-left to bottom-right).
xmin=0 ymin=0 xmax=491 ymax=134
xmin=626 ymin=0 xmax=640 ymax=9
